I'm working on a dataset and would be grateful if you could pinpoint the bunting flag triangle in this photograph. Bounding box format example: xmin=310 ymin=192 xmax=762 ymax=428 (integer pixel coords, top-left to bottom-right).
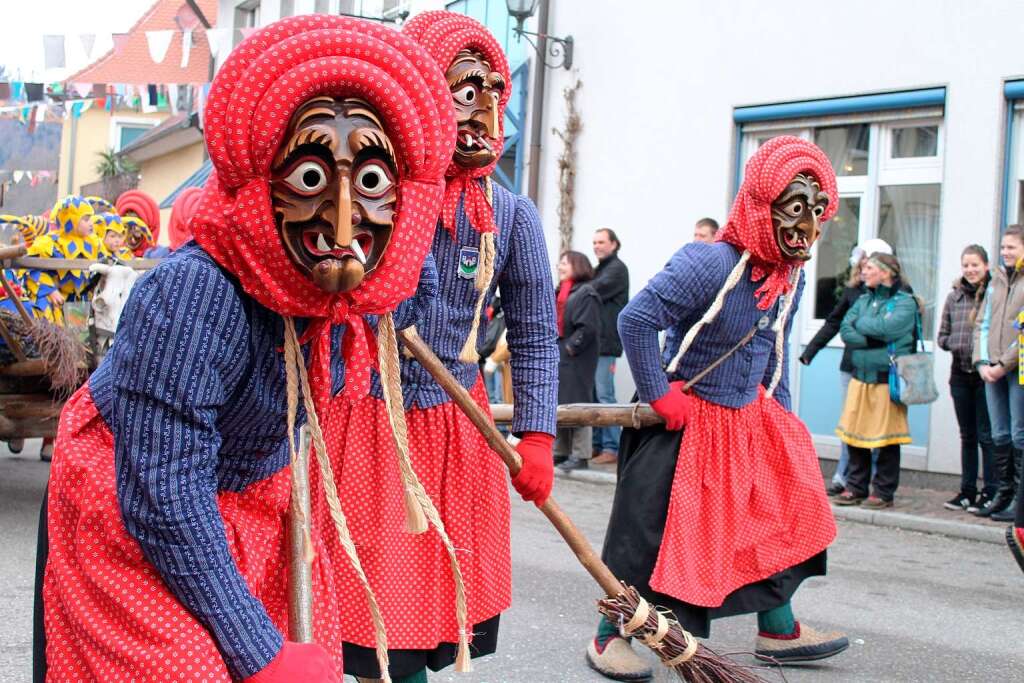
xmin=145 ymin=30 xmax=174 ymax=64
xmin=79 ymin=33 xmax=96 ymax=60
xmin=112 ymin=34 xmax=130 ymax=57
xmin=204 ymin=28 xmax=232 ymax=60
xmin=180 ymin=29 xmax=193 ymax=68
xmin=13 ymin=171 xmax=23 ymax=183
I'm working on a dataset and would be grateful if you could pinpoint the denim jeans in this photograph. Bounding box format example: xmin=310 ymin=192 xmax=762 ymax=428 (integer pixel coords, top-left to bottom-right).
xmin=949 ymin=373 xmax=997 ymax=498
xmin=592 ymin=355 xmax=620 ymax=454
xmin=983 ymin=375 xmax=1024 ymax=450
xmin=484 ymin=368 xmax=504 ymax=404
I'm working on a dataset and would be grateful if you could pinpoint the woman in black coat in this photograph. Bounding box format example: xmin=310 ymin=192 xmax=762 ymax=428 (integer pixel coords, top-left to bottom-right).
xmin=554 ymin=250 xmax=602 ymax=471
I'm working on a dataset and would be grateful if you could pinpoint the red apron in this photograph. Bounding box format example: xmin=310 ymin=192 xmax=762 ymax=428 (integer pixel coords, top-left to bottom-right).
xmin=649 ymin=388 xmax=836 ymax=607
xmin=43 ymin=387 xmax=347 ymax=680
xmin=328 ymin=378 xmax=512 ymax=649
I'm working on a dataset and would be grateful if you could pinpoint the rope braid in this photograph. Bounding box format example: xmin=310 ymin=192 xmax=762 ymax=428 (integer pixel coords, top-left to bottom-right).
xmin=766 ymin=267 xmax=801 ymax=398
xmin=459 ymin=179 xmax=497 ymax=363
xmin=377 ymin=313 xmax=474 ymax=671
xmin=666 ymin=250 xmax=752 ymax=374
xmin=285 ymin=329 xmax=315 ymax=565
xmin=283 ymin=317 xmax=392 ymax=683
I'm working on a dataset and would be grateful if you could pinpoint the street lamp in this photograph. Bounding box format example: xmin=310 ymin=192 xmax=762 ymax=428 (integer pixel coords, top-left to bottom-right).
xmin=505 ymin=0 xmax=573 ymax=70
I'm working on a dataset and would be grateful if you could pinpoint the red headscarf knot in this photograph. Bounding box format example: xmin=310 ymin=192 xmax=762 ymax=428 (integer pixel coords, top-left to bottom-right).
xmin=193 ymin=16 xmax=455 ymax=402
xmin=403 ymin=11 xmax=511 ymax=236
xmin=717 ymin=135 xmax=838 ymax=310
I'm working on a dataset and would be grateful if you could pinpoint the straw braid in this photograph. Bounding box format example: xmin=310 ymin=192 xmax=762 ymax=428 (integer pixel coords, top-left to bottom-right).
xmin=283 ymin=318 xmax=392 ymax=683
xmin=765 ymin=267 xmax=801 ymax=398
xmin=458 ymin=180 xmax=497 ymax=363
xmin=376 ymin=313 xmax=473 ymax=671
xmin=666 ymin=250 xmax=752 ymax=374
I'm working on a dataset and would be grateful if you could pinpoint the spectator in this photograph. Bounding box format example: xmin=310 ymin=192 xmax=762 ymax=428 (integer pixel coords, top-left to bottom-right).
xmin=693 ymin=217 xmax=719 ymax=243
xmin=590 ymin=228 xmax=629 ymax=465
xmin=555 ymin=251 xmax=602 ymax=471
xmin=972 ymin=225 xmax=1024 ymax=521
xmin=835 ymin=253 xmax=918 ymax=509
xmin=801 ymin=238 xmax=894 ymax=494
xmin=937 ymin=245 xmax=995 ymax=512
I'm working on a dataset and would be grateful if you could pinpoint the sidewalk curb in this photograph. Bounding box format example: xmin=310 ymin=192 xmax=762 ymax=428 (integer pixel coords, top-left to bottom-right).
xmin=554 ymin=468 xmax=1007 ymax=546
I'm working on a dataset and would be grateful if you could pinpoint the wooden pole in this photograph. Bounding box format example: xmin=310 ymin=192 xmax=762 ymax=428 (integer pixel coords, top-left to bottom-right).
xmin=287 ymin=426 xmax=315 ymax=643
xmin=398 ymin=327 xmax=623 ymax=595
xmin=489 ymin=402 xmax=662 ymax=428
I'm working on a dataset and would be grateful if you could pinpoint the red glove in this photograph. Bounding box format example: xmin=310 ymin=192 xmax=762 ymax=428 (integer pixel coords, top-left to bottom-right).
xmin=511 ymin=432 xmax=554 ymax=506
xmin=243 ymin=642 xmax=340 ymax=683
xmin=650 ymin=382 xmax=691 ymax=431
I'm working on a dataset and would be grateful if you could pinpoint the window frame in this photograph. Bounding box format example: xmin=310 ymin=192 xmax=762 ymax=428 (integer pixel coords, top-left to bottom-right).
xmin=108 ymin=117 xmax=159 ymax=153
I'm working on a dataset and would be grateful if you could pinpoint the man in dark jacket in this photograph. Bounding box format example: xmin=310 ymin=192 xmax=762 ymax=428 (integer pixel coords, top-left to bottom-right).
xmin=591 ymin=228 xmax=629 ymax=464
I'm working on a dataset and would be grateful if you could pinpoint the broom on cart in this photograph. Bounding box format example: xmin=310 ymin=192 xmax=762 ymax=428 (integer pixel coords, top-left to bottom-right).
xmin=394 ymin=327 xmax=763 ymax=683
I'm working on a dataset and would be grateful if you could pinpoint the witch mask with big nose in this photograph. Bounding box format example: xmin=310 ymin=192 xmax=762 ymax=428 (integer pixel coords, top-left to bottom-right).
xmin=271 ymin=96 xmax=398 ymax=293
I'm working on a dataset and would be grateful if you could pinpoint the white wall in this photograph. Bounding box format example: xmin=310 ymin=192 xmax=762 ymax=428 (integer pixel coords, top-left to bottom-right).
xmin=528 ymin=0 xmax=1024 ymax=473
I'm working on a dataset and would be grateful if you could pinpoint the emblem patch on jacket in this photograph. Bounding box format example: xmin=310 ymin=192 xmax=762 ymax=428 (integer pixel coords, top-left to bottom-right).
xmin=458 ymin=246 xmax=480 ymax=280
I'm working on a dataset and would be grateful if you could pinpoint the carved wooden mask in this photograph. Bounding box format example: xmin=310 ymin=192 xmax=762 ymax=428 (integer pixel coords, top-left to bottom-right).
xmin=771 ymin=173 xmax=830 ymax=261
xmin=445 ymin=49 xmax=505 ymax=170
xmin=270 ymin=96 xmax=398 ymax=293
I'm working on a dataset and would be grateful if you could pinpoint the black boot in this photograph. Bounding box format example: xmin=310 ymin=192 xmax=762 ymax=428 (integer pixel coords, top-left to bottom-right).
xmin=977 ymin=445 xmax=1016 ymax=517
xmin=991 ymin=499 xmax=1018 ymax=522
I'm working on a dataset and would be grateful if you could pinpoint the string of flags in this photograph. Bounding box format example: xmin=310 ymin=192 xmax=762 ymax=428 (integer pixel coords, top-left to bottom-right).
xmin=0 ymin=171 xmax=59 ymax=186
xmin=39 ymin=28 xmax=255 ymax=71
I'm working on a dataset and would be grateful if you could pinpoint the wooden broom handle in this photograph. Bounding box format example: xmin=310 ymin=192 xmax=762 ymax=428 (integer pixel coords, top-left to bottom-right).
xmin=287 ymin=426 xmax=315 ymax=642
xmin=398 ymin=327 xmax=622 ymax=596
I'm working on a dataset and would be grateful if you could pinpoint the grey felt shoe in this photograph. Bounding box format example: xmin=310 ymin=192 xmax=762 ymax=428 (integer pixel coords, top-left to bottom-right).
xmin=585 ymin=637 xmax=653 ymax=681
xmin=755 ymin=622 xmax=850 ymax=663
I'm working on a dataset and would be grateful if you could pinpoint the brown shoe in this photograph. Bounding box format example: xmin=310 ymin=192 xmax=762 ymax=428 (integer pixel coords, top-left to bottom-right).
xmin=833 ymin=491 xmax=864 ymax=506
xmin=592 ymin=451 xmax=618 ymax=466
xmin=755 ymin=622 xmax=850 ymax=663
xmin=585 ymin=637 xmax=653 ymax=681
xmin=861 ymin=496 xmax=894 ymax=510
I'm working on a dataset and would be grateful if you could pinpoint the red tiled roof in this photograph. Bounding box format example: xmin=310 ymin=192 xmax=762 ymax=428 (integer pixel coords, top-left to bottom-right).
xmin=66 ymin=0 xmax=218 ymax=84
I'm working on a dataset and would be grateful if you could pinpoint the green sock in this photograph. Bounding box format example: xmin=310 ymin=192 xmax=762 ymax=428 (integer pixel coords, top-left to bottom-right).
xmin=595 ymin=616 xmax=620 ymax=648
xmin=757 ymin=602 xmax=796 ymax=636
xmin=393 ymin=670 xmax=428 ymax=683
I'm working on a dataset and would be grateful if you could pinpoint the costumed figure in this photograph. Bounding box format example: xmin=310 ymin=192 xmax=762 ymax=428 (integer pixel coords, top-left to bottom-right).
xmin=585 ymin=136 xmax=848 ymax=681
xmin=39 ymin=16 xmax=454 ymax=682
xmin=328 ymin=11 xmax=558 ymax=683
xmin=92 ymin=212 xmax=133 ymax=261
xmin=20 ymin=196 xmax=99 ymax=324
xmin=115 ymin=189 xmax=161 ymax=256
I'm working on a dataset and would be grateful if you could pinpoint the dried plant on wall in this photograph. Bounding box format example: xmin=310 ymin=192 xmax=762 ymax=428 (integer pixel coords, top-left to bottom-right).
xmin=552 ymin=76 xmax=582 ymax=254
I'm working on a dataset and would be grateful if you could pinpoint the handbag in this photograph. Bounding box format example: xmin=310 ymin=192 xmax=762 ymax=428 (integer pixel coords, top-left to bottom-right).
xmin=886 ymin=300 xmax=939 ymax=405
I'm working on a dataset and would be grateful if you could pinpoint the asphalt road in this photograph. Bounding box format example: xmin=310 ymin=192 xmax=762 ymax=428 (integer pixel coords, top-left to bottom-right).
xmin=3 ymin=445 xmax=1021 ymax=682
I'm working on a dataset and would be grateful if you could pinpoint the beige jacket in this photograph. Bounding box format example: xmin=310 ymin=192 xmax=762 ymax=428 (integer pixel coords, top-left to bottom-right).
xmin=973 ymin=264 xmax=1024 ymax=371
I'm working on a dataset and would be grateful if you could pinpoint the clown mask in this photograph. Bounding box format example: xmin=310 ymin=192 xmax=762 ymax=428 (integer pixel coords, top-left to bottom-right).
xmin=446 ymin=49 xmax=504 ymax=169
xmin=771 ymin=173 xmax=829 ymax=261
xmin=271 ymin=96 xmax=397 ymax=294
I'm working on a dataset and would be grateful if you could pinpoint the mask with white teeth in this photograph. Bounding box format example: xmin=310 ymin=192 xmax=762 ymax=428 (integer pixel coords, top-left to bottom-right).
xmin=445 ymin=49 xmax=505 ymax=170
xmin=270 ymin=96 xmax=398 ymax=294
xmin=770 ymin=172 xmax=830 ymax=262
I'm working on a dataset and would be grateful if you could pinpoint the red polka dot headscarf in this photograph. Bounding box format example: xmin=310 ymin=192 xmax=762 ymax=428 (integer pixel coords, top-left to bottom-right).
xmin=717 ymin=135 xmax=838 ymax=310
xmin=116 ymin=190 xmax=161 ymax=254
xmin=193 ymin=15 xmax=455 ymax=399
xmin=168 ymin=186 xmax=202 ymax=250
xmin=402 ymin=10 xmax=511 ymax=236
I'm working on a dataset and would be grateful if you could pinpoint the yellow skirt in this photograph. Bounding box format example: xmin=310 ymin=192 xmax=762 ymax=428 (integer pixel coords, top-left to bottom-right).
xmin=836 ymin=378 xmax=911 ymax=448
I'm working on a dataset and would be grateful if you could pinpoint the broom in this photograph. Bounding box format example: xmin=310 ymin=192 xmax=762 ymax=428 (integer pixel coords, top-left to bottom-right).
xmin=396 ymin=327 xmax=763 ymax=683
xmin=288 ymin=425 xmax=315 ymax=642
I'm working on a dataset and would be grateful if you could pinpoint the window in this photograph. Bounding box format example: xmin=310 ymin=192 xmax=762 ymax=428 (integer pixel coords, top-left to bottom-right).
xmin=737 ymin=102 xmax=944 ymax=340
xmin=109 ymin=118 xmax=158 ymax=152
xmin=234 ymin=1 xmax=260 ymax=46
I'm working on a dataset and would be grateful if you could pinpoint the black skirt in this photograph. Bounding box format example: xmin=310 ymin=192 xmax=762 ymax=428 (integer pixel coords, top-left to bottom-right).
xmin=342 ymin=614 xmax=500 ymax=678
xmin=601 ymin=421 xmax=826 ymax=638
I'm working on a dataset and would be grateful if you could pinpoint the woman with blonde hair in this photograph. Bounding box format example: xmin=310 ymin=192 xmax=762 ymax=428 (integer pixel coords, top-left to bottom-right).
xmin=835 ymin=253 xmax=919 ymax=508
